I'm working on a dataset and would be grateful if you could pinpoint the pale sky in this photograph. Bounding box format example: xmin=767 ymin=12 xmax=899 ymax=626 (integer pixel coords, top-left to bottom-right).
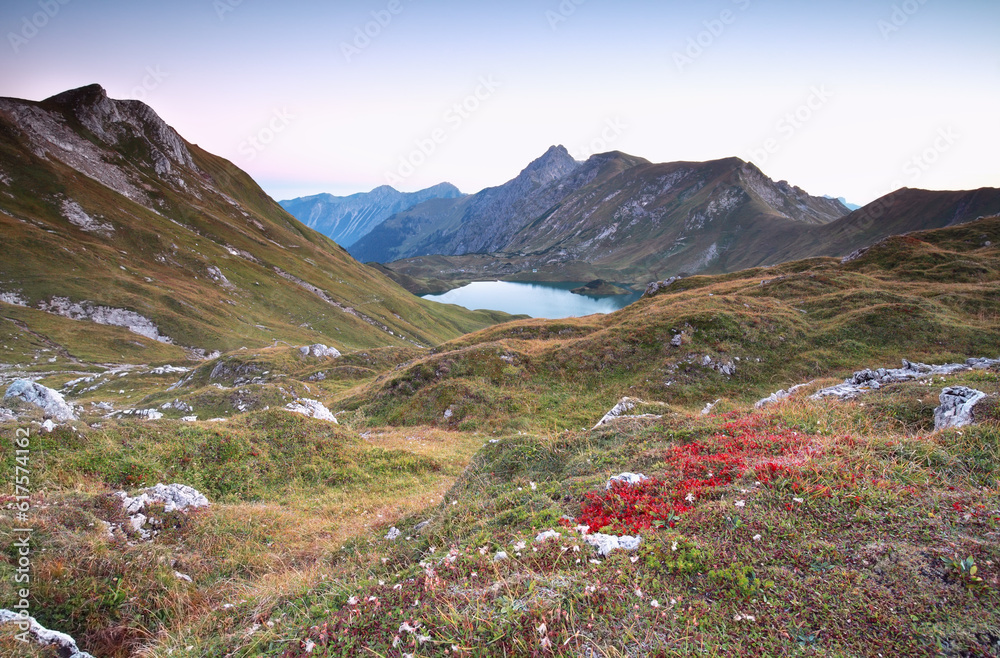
xmin=1 ymin=0 xmax=997 ymax=205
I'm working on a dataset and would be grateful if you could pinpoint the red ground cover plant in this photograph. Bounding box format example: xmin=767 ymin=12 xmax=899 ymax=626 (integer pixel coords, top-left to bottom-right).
xmin=573 ymin=414 xmax=816 ymax=533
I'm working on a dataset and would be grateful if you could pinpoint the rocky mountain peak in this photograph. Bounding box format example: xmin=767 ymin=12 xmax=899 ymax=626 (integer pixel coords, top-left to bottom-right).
xmin=517 ymin=145 xmax=580 ymax=186
xmin=42 ymin=83 xmax=196 ymax=175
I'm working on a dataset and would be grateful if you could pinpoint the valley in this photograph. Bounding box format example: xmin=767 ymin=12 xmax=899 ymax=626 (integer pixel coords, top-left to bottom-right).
xmin=0 ymin=85 xmax=998 ymax=657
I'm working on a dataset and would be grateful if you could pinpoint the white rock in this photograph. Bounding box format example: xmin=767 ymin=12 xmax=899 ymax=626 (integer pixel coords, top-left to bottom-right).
xmin=535 ymin=530 xmax=561 ymax=543
xmin=37 ymin=296 xmax=172 ymax=343
xmin=385 ymin=527 xmax=401 ymax=541
xmin=606 ymin=473 xmax=648 ymax=489
xmin=285 ymin=398 xmax=338 ymax=423
xmin=584 ymin=533 xmax=642 ymax=556
xmin=493 ymin=551 xmax=509 ymax=562
xmin=0 ymin=609 xmax=96 ymax=657
xmin=935 ymin=386 xmax=988 ymax=431
xmin=40 ymin=419 xmax=56 ymax=432
xmin=811 ymin=359 xmax=1000 ymax=402
xmin=755 ymin=381 xmax=814 ymax=409
xmin=701 ymin=399 xmax=721 ymax=415
xmin=175 ymin=571 xmax=193 ymax=583
xmin=298 ymin=344 xmax=341 ymax=359
xmin=181 ymin=415 xmax=198 ymax=422
xmin=4 ymin=379 xmax=77 ymax=420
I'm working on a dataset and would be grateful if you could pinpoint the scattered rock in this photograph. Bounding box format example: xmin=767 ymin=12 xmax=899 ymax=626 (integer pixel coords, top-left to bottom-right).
xmin=584 ymin=533 xmax=642 ymax=557
xmin=593 ymin=397 xmax=662 ymax=428
xmin=493 ymin=551 xmax=509 ymax=562
xmin=606 ymin=473 xmax=648 ymax=489
xmin=535 ymin=530 xmax=561 ymax=543
xmin=755 ymin=382 xmax=815 ymax=409
xmin=670 ymin=332 xmax=684 ymax=347
xmin=285 ymin=398 xmax=338 ymax=423
xmin=643 ymin=277 xmax=683 ymax=297
xmin=0 ymin=609 xmax=95 ymax=658
xmin=811 ymin=358 xmax=1000 ymax=401
xmin=181 ymin=415 xmax=198 ymax=422
xmin=385 ymin=527 xmax=401 ymax=541
xmin=701 ymin=399 xmax=721 ymax=415
xmin=37 ymin=296 xmax=172 ymax=343
xmin=149 ymin=365 xmax=190 ymax=375
xmin=175 ymin=571 xmax=193 ymax=583
xmin=113 ymin=483 xmax=209 ymax=541
xmin=40 ymin=419 xmax=56 ymax=433
xmin=4 ymin=379 xmax=77 ymax=420
xmin=298 ymin=344 xmax=342 ymax=359
xmin=934 ymin=386 xmax=988 ymax=431
xmin=116 ymin=409 xmax=164 ymax=420
xmin=160 ymin=399 xmax=194 ymax=413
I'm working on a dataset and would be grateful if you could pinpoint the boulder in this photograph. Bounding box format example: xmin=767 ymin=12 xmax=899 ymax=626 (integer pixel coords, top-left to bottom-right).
xmin=299 ymin=344 xmax=341 ymax=359
xmin=0 ymin=609 xmax=95 ymax=658
xmin=584 ymin=533 xmax=642 ymax=556
xmin=934 ymin=387 xmax=988 ymax=431
xmin=606 ymin=473 xmax=649 ymax=489
xmin=4 ymin=379 xmax=77 ymax=421
xmin=285 ymin=398 xmax=338 ymax=423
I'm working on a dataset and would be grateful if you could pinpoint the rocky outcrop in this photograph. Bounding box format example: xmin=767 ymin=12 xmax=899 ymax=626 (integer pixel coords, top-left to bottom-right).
xmin=755 ymin=382 xmax=814 ymax=409
xmin=4 ymin=379 xmax=77 ymax=421
xmin=285 ymin=398 xmax=338 ymax=423
xmin=935 ymin=387 xmax=988 ymax=431
xmin=114 ymin=483 xmax=209 ymax=540
xmin=811 ymin=358 xmax=1000 ymax=401
xmin=299 ymin=344 xmax=342 ymax=359
xmin=644 ymin=277 xmax=683 ymax=298
xmin=37 ymin=297 xmax=172 ymax=343
xmin=0 ymin=609 xmax=95 ymax=657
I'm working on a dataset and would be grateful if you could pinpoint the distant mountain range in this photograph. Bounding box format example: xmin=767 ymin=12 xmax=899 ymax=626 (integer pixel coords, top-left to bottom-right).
xmin=345 ymin=146 xmax=1000 ymax=292
xmin=280 ymin=183 xmax=463 ymax=248
xmin=0 ymin=85 xmax=512 ymax=361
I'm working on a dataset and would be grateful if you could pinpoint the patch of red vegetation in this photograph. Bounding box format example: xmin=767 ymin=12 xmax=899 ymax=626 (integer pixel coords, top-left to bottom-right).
xmin=573 ymin=414 xmax=822 ymax=533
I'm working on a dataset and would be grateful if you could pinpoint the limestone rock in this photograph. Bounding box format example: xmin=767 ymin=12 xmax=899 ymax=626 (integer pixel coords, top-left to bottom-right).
xmin=285 ymin=398 xmax=338 ymax=423
xmin=299 ymin=344 xmax=342 ymax=359
xmin=935 ymin=386 xmax=988 ymax=431
xmin=4 ymin=379 xmax=77 ymax=421
xmin=606 ymin=473 xmax=649 ymax=489
xmin=584 ymin=533 xmax=642 ymax=556
xmin=0 ymin=609 xmax=95 ymax=657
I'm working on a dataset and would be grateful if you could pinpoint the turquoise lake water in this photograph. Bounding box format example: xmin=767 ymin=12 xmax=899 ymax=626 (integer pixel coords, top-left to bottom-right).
xmin=421 ymin=281 xmax=642 ymax=319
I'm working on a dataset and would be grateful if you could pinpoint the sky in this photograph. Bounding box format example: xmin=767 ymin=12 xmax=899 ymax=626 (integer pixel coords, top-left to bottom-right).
xmin=0 ymin=0 xmax=997 ymax=205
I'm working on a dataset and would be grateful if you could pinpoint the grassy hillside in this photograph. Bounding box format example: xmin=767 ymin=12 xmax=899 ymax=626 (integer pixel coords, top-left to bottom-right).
xmin=2 ymin=216 xmax=998 ymax=656
xmin=0 ymin=86 xmax=513 ymax=369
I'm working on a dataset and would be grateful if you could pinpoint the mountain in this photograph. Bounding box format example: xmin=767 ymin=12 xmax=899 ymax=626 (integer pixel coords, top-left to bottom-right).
xmin=279 ymin=182 xmax=463 ymax=248
xmin=826 ymin=194 xmax=862 ymax=211
xmin=363 ymin=148 xmax=851 ymax=287
xmin=368 ymin=147 xmax=1000 ymax=291
xmin=348 ymin=145 xmax=619 ymax=263
xmin=0 ymin=84 xmax=513 ymax=364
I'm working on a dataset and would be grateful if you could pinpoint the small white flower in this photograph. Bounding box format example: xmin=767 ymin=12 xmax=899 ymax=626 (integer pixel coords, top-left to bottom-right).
xmin=347 ymin=596 xmax=359 ymax=606
xmin=650 ymin=599 xmax=661 ymax=608
xmin=590 ymin=559 xmax=602 ymax=565
xmin=399 ymin=622 xmax=418 ymax=634
xmin=514 ymin=541 xmax=527 ymax=551
xmin=417 ymin=635 xmax=431 ymax=644
xmin=304 ymin=639 xmax=316 ymax=653
xmin=368 ymin=596 xmax=378 ymax=603
xmin=530 ymin=482 xmax=537 ymax=490
xmin=537 ymin=622 xmax=547 ymax=636
xmin=540 ymin=637 xmax=553 ymax=649
xmin=630 ymin=556 xmax=639 ymax=563
xmin=753 ymin=534 xmax=762 ymax=542
xmin=735 ymin=500 xmax=746 ymax=508
xmin=634 ymin=588 xmax=644 ymax=598
xmin=672 ymin=541 xmax=679 ymax=552
xmin=685 ymin=492 xmax=696 ymax=503
xmin=478 ymin=546 xmax=488 ymax=555
xmin=793 ymin=497 xmax=804 ymax=504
